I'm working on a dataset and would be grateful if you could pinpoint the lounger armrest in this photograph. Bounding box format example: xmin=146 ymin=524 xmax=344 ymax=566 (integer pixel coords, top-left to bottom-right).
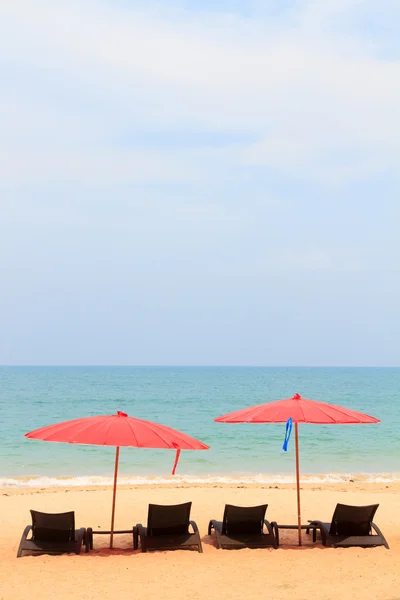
xmin=76 ymin=527 xmax=88 ymax=552
xmin=73 ymin=528 xmax=86 ymax=554
xmin=270 ymin=521 xmax=279 ymax=546
xmin=189 ymin=520 xmax=199 ymax=534
xmin=263 ymin=519 xmax=273 ymax=532
xmin=135 ymin=524 xmax=148 ymax=552
xmin=263 ymin=519 xmax=273 ymax=535
xmin=306 ymin=520 xmax=328 ymax=544
xmin=371 ymin=523 xmax=390 ymax=549
xmin=22 ymin=525 xmax=32 ymax=539
xmin=371 ymin=522 xmax=382 ymax=536
xmin=208 ymin=519 xmax=218 ymax=535
xmin=16 ymin=525 xmax=32 ymax=558
xmin=307 ymin=519 xmax=326 ymax=529
xmin=263 ymin=520 xmax=278 ymax=548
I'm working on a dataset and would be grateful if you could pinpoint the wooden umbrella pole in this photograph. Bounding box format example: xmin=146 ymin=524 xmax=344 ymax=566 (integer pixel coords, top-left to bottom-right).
xmin=295 ymin=423 xmax=302 ymax=546
xmin=110 ymin=446 xmax=120 ymax=549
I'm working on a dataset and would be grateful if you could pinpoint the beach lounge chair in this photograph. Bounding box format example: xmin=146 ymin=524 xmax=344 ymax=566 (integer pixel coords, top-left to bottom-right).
xmin=208 ymin=504 xmax=277 ymax=549
xmin=135 ymin=502 xmax=203 ymax=553
xmin=17 ymin=510 xmax=88 ymax=557
xmin=308 ymin=503 xmax=389 ymax=549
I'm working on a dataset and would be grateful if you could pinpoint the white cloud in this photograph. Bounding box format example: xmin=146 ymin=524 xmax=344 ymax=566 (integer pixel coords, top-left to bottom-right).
xmin=0 ymin=0 xmax=399 ymax=184
xmin=0 ymin=147 xmax=200 ymax=185
xmin=281 ymin=249 xmax=335 ymax=270
xmin=248 ymin=246 xmax=369 ymax=273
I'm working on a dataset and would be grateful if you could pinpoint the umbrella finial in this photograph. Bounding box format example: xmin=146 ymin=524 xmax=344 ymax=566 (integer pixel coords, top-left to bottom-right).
xmin=117 ymin=411 xmax=128 ymax=417
xmin=293 ymin=393 xmax=301 ymax=400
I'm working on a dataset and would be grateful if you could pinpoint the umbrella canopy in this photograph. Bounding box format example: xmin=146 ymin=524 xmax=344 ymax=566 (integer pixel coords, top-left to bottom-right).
xmin=215 ymin=393 xmax=380 ymax=424
xmin=26 ymin=411 xmax=209 ymax=547
xmin=215 ymin=394 xmax=379 ymax=545
xmin=26 ymin=410 xmax=209 ymax=449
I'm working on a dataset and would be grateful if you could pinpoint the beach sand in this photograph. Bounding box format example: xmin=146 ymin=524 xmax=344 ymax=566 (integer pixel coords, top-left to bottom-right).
xmin=1 ymin=482 xmax=399 ymax=600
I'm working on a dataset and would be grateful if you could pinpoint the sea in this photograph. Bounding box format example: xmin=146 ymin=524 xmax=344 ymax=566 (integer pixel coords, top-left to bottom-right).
xmin=0 ymin=366 xmax=399 ymax=488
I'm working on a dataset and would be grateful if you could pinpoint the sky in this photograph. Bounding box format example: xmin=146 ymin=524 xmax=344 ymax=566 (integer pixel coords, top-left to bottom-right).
xmin=0 ymin=0 xmax=399 ymax=366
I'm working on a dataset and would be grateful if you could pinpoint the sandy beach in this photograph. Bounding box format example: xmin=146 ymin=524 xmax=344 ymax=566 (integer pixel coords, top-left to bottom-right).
xmin=1 ymin=481 xmax=399 ymax=600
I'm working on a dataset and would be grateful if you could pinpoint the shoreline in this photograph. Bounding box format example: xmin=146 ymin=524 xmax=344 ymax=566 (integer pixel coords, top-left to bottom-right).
xmin=1 ymin=471 xmax=400 ymax=489
xmin=2 ymin=481 xmax=400 ymax=496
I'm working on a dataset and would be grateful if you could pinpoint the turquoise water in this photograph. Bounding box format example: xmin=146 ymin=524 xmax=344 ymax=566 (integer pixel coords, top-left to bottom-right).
xmin=0 ymin=367 xmax=399 ymax=486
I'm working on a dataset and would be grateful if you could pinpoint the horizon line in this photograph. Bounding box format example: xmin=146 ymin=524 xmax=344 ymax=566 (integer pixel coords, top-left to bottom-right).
xmin=1 ymin=364 xmax=399 ymax=369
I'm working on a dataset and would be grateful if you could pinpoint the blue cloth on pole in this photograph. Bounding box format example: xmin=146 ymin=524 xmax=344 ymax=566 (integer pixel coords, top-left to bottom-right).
xmin=282 ymin=417 xmax=293 ymax=451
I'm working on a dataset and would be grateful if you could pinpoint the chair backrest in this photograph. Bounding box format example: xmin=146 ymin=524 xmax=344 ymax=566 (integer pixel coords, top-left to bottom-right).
xmin=222 ymin=504 xmax=267 ymax=535
xmin=329 ymin=503 xmax=379 ymax=536
xmin=147 ymin=502 xmax=191 ymax=536
xmin=30 ymin=510 xmax=76 ymax=542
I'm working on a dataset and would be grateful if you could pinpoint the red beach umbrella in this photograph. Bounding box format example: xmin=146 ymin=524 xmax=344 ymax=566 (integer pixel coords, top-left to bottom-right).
xmin=26 ymin=411 xmax=209 ymax=547
xmin=215 ymin=394 xmax=379 ymax=545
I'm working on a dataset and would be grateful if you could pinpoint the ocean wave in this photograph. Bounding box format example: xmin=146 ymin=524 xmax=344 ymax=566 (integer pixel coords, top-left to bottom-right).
xmin=1 ymin=472 xmax=400 ymax=488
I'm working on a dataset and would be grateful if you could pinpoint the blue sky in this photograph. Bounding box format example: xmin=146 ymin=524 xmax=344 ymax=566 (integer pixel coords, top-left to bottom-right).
xmin=0 ymin=0 xmax=399 ymax=366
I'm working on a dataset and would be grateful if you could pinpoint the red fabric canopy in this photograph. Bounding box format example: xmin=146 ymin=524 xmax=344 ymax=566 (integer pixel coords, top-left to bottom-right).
xmin=215 ymin=393 xmax=379 ymax=546
xmin=215 ymin=393 xmax=380 ymax=424
xmin=26 ymin=411 xmax=208 ymax=548
xmin=26 ymin=411 xmax=209 ymax=450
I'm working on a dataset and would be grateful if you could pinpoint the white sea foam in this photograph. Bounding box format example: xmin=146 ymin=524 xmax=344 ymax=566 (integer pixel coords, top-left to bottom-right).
xmin=1 ymin=472 xmax=399 ymax=488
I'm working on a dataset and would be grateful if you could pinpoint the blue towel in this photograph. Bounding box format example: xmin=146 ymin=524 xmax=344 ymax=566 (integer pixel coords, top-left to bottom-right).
xmin=282 ymin=417 xmax=293 ymax=451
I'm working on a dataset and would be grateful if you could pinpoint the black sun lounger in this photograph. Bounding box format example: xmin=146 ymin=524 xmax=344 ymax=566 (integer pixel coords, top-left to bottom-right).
xmin=17 ymin=510 xmax=88 ymax=557
xmin=308 ymin=503 xmax=389 ymax=549
xmin=208 ymin=504 xmax=277 ymax=549
xmin=135 ymin=502 xmax=202 ymax=553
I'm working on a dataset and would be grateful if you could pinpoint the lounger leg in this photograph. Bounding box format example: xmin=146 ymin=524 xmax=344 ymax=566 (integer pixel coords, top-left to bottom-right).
xmin=133 ymin=527 xmax=139 ymax=550
xmin=86 ymin=528 xmax=93 ymax=552
xmin=16 ymin=541 xmax=24 ymax=558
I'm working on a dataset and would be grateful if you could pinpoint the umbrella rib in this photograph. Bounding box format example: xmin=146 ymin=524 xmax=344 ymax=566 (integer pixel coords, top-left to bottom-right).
xmin=140 ymin=420 xmax=183 ymax=448
xmin=314 ymin=403 xmax=341 ymax=423
xmin=247 ymin=403 xmax=269 ymax=422
xmin=298 ymin=401 xmax=307 ymax=423
xmin=49 ymin=416 xmax=116 ymax=445
xmin=102 ymin=416 xmax=119 ymax=445
xmin=70 ymin=416 xmax=113 ymax=445
xmin=138 ymin=418 xmax=201 ymax=449
xmin=311 ymin=401 xmax=369 ymax=423
xmin=125 ymin=418 xmax=140 ymax=446
xmin=34 ymin=417 xmax=83 ymax=440
xmin=166 ymin=425 xmax=204 ymax=448
xmin=123 ymin=417 xmax=172 ymax=448
xmin=68 ymin=417 xmax=108 ymax=442
xmin=40 ymin=417 xmax=98 ymax=442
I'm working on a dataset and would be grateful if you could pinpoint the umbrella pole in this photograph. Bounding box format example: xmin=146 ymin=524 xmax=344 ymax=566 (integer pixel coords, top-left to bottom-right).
xmin=295 ymin=423 xmax=302 ymax=546
xmin=110 ymin=446 xmax=120 ymax=549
